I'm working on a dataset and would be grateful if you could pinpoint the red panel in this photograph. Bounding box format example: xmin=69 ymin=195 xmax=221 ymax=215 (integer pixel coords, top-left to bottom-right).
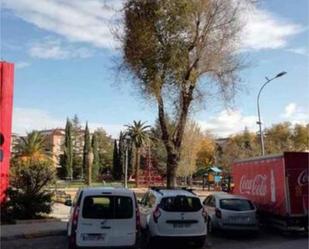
xmin=0 ymin=61 xmax=14 ymax=203
xmin=284 ymin=152 xmax=309 ymax=215
xmin=232 ymin=156 xmax=287 ymax=216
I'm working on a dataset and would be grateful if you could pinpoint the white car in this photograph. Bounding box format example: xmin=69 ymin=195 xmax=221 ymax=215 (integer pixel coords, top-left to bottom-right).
xmin=203 ymin=192 xmax=258 ymax=233
xmin=67 ymin=187 xmax=140 ymax=249
xmin=139 ymin=187 xmax=207 ymax=248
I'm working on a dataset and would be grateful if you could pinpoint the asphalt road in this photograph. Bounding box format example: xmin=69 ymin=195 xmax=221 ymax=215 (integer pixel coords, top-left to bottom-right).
xmin=2 ymin=230 xmax=308 ymax=249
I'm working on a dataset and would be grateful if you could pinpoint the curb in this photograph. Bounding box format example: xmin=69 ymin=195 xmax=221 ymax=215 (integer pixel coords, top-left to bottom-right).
xmin=1 ymin=230 xmax=67 ymax=241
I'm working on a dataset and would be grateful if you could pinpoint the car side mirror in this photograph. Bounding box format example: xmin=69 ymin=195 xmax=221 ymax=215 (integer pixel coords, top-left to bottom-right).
xmin=64 ymin=199 xmax=72 ymax=206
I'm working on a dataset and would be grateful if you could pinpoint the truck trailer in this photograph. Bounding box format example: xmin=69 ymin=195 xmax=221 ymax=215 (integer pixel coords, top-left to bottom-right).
xmin=232 ymin=152 xmax=308 ymax=231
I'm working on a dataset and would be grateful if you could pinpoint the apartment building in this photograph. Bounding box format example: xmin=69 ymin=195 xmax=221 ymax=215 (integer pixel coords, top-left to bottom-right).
xmin=40 ymin=129 xmax=65 ymax=167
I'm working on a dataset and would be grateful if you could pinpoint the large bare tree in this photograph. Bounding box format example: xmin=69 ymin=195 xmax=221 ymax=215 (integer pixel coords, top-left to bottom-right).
xmin=120 ymin=0 xmax=250 ymax=187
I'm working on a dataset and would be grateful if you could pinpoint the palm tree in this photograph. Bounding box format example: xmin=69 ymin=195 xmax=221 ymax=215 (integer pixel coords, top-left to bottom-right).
xmin=126 ymin=121 xmax=150 ymax=187
xmin=15 ymin=131 xmax=49 ymax=161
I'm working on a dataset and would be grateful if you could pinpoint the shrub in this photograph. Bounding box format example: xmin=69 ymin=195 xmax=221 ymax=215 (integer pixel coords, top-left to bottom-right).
xmin=4 ymin=159 xmax=56 ymax=220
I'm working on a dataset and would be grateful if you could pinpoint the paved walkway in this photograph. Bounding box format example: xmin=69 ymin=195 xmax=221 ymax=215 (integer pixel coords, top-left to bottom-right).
xmin=1 ymin=221 xmax=67 ymax=241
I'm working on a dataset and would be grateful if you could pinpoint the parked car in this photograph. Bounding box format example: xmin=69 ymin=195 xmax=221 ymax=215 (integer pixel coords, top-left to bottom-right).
xmin=66 ymin=187 xmax=140 ymax=249
xmin=139 ymin=187 xmax=207 ymax=248
xmin=203 ymin=192 xmax=258 ymax=233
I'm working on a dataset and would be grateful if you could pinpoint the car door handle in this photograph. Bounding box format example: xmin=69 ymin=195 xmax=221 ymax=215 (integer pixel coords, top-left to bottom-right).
xmin=101 ymin=226 xmax=111 ymax=229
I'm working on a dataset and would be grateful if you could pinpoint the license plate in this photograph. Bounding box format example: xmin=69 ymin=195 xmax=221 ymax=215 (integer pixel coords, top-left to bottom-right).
xmin=230 ymin=217 xmax=249 ymax=224
xmin=173 ymin=223 xmax=191 ymax=228
xmin=82 ymin=234 xmax=105 ymax=241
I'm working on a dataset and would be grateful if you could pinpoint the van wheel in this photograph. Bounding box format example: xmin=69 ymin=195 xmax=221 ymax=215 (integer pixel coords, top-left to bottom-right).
xmin=141 ymin=228 xmax=151 ymax=249
xmin=68 ymin=242 xmax=77 ymax=249
xmin=68 ymin=237 xmax=78 ymax=249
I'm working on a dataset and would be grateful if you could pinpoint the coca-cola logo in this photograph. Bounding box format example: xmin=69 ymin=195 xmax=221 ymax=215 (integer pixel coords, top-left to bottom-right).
xmin=240 ymin=175 xmax=267 ymax=196
xmin=298 ymin=169 xmax=308 ymax=186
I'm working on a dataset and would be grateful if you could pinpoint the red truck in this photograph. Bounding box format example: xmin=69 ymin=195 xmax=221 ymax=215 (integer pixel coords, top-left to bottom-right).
xmin=232 ymin=152 xmax=308 ymax=231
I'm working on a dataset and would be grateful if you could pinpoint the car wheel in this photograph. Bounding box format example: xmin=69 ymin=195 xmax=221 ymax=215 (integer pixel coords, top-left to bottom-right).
xmin=194 ymin=238 xmax=206 ymax=248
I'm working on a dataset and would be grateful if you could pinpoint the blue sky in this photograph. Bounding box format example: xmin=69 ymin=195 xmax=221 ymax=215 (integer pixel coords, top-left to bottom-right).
xmin=1 ymin=0 xmax=308 ymax=138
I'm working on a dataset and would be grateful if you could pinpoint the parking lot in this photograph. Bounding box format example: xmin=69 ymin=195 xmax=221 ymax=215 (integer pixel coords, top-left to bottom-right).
xmin=2 ymin=228 xmax=308 ymax=249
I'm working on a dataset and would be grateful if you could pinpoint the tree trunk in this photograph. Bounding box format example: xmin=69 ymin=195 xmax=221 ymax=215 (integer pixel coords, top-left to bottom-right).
xmin=166 ymin=152 xmax=178 ymax=188
xmin=135 ymin=148 xmax=140 ymax=188
xmin=87 ymin=152 xmax=93 ymax=186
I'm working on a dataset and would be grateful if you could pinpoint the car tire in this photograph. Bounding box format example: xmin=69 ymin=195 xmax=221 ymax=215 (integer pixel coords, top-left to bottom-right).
xmin=194 ymin=238 xmax=206 ymax=248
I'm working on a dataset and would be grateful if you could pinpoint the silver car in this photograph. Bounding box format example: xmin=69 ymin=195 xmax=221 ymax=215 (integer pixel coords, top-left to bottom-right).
xmin=203 ymin=192 xmax=258 ymax=233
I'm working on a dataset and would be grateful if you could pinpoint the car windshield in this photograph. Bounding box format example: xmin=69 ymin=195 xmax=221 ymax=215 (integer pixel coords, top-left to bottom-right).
xmin=160 ymin=196 xmax=202 ymax=212
xmin=220 ymin=199 xmax=254 ymax=211
xmin=82 ymin=196 xmax=133 ymax=219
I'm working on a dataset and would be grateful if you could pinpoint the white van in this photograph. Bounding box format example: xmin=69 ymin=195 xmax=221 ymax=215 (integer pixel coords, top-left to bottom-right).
xmin=67 ymin=187 xmax=140 ymax=249
xmin=139 ymin=187 xmax=207 ymax=248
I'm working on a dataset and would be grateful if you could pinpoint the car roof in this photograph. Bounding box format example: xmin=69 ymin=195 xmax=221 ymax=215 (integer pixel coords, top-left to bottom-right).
xmin=211 ymin=192 xmax=249 ymax=200
xmin=151 ymin=188 xmax=197 ymax=198
xmin=80 ymin=187 xmax=134 ymax=197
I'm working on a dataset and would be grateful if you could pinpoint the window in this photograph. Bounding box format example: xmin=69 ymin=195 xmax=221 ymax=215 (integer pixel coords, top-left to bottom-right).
xmin=160 ymin=196 xmax=202 ymax=212
xmin=141 ymin=192 xmax=150 ymax=207
xmin=220 ymin=199 xmax=254 ymax=211
xmin=209 ymin=197 xmax=216 ymax=207
xmin=148 ymin=193 xmax=156 ymax=208
xmin=82 ymin=196 xmax=133 ymax=219
xmin=203 ymin=196 xmax=211 ymax=205
xmin=203 ymin=196 xmax=215 ymax=207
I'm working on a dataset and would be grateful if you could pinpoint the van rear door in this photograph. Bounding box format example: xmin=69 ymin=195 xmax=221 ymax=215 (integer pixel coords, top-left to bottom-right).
xmin=76 ymin=194 xmax=136 ymax=247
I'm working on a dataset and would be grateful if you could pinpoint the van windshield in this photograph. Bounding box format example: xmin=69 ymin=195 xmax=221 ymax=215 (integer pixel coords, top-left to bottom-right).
xmin=160 ymin=196 xmax=202 ymax=212
xmin=82 ymin=196 xmax=133 ymax=219
xmin=220 ymin=199 xmax=254 ymax=211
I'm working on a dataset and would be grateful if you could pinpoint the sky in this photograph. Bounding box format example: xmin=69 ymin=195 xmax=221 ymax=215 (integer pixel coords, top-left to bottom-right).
xmin=1 ymin=0 xmax=308 ymax=138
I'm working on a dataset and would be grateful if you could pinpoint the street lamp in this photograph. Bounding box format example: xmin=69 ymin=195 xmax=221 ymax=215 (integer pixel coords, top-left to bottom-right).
xmin=124 ymin=134 xmax=131 ymax=188
xmin=257 ymin=71 xmax=287 ymax=156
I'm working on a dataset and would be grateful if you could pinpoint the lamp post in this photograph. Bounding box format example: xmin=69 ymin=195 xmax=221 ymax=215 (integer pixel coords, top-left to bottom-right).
xmin=257 ymin=71 xmax=287 ymax=156
xmin=124 ymin=134 xmax=131 ymax=188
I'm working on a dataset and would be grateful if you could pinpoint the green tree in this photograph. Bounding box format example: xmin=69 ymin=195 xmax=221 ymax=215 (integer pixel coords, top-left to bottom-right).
xmin=82 ymin=122 xmax=91 ymax=180
xmin=91 ymin=133 xmax=100 ymax=181
xmin=14 ymin=131 xmax=49 ymax=161
xmin=6 ymin=159 xmax=56 ymax=220
xmin=63 ymin=119 xmax=73 ymax=179
xmin=126 ymin=120 xmax=150 ymax=187
xmin=93 ymin=128 xmax=114 ymax=170
xmin=112 ymin=140 xmax=122 ymax=180
xmin=265 ymin=122 xmax=293 ymax=154
xmin=120 ymin=0 xmax=247 ymax=187
xmin=292 ymin=124 xmax=309 ymax=151
xmin=71 ymin=114 xmax=83 ymax=179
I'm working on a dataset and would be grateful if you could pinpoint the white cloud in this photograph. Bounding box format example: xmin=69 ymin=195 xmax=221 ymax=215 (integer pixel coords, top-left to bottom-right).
xmin=15 ymin=61 xmax=31 ymax=69
xmin=240 ymin=3 xmax=303 ymax=51
xmin=286 ymin=47 xmax=309 ymax=56
xmin=283 ymin=103 xmax=297 ymax=118
xmin=29 ymin=38 xmax=94 ymax=59
xmin=3 ymin=0 xmax=302 ymax=52
xmin=3 ymin=0 xmax=122 ymax=49
xmin=198 ymin=104 xmax=309 ymax=138
xmin=281 ymin=103 xmax=309 ymax=124
xmin=13 ymin=107 xmax=122 ymax=138
xmin=198 ymin=109 xmax=258 ymax=138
